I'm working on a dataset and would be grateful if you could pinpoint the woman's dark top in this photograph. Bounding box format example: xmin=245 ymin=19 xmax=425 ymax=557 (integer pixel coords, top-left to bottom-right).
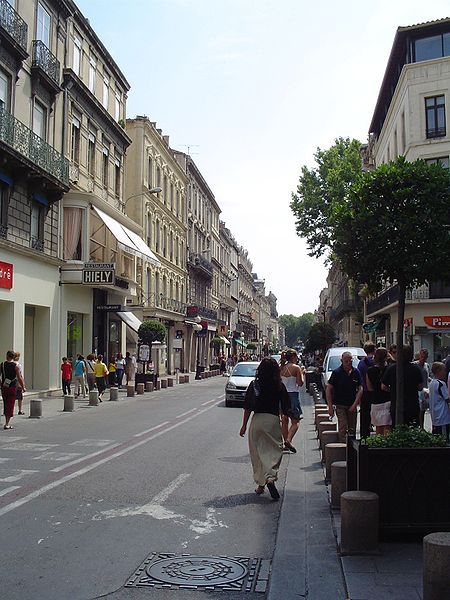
xmin=244 ymin=381 xmax=291 ymax=417
xmin=367 ymin=365 xmax=391 ymax=405
xmin=1 ymin=361 xmax=17 ymax=387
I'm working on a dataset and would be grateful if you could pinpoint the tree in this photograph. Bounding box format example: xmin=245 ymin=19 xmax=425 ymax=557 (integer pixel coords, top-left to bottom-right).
xmin=304 ymin=322 xmax=336 ymax=354
xmin=138 ymin=320 xmax=166 ymax=370
xmin=279 ymin=312 xmax=315 ymax=347
xmin=210 ymin=336 xmax=225 ymax=357
xmin=290 ymin=137 xmax=363 ymax=259
xmin=333 ymin=157 xmax=450 ymax=424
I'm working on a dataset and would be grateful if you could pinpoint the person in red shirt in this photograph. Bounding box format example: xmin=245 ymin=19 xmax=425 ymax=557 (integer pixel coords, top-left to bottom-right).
xmin=61 ymin=357 xmax=72 ymax=396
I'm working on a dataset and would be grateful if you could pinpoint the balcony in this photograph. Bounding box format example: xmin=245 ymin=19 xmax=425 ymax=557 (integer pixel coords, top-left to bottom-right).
xmin=366 ymin=283 xmax=439 ymax=315
xmin=0 ymin=0 xmax=28 ymax=60
xmin=0 ymin=106 xmax=69 ymax=191
xmin=30 ymin=236 xmax=44 ymax=252
xmin=188 ymin=251 xmax=213 ymax=279
xmin=31 ymin=40 xmax=60 ymax=94
xmin=187 ymin=304 xmax=218 ymax=321
xmin=145 ymin=292 xmax=186 ymax=315
xmin=332 ymin=297 xmax=359 ymax=321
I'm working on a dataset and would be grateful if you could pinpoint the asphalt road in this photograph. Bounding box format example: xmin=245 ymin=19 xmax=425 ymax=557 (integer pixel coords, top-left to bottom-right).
xmin=0 ymin=379 xmax=288 ymax=599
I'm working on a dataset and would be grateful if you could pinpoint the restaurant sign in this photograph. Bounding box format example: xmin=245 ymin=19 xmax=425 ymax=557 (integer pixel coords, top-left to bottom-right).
xmin=0 ymin=261 xmax=13 ymax=289
xmin=424 ymin=316 xmax=450 ymax=329
xmin=82 ymin=262 xmax=115 ymax=285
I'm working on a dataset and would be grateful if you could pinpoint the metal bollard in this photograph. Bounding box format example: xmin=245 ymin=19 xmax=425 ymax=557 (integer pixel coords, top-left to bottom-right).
xmin=29 ymin=398 xmax=42 ymax=418
xmin=127 ymin=385 xmax=135 ymax=397
xmin=145 ymin=381 xmax=154 ymax=392
xmin=109 ymin=387 xmax=119 ymax=401
xmin=423 ymin=532 xmax=450 ymax=600
xmin=136 ymin=383 xmax=145 ymax=395
xmin=63 ymin=395 xmax=74 ymax=412
xmin=89 ymin=390 xmax=99 ymax=406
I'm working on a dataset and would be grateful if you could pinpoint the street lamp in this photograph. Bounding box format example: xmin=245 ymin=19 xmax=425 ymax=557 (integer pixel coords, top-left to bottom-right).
xmin=125 ymin=187 xmax=162 ymax=209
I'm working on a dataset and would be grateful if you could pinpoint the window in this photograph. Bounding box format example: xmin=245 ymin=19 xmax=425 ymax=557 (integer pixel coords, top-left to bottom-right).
xmin=67 ymin=312 xmax=83 ymax=360
xmin=102 ymin=73 xmax=109 ymax=109
xmin=36 ymin=2 xmax=51 ymax=48
xmin=0 ymin=69 xmax=11 ymax=110
xmin=163 ymin=225 xmax=167 ymax=257
xmin=88 ymin=128 xmax=96 ymax=176
xmin=425 ymin=95 xmax=446 ymax=138
xmin=70 ymin=114 xmax=81 ymax=163
xmin=146 ymin=215 xmax=151 ymax=247
xmin=31 ymin=200 xmax=45 ymax=249
xmin=170 ymin=231 xmax=173 ymax=261
xmin=414 ymin=33 xmax=450 ymax=62
xmin=148 ymin=157 xmax=153 ymax=187
xmin=170 ymin=183 xmax=173 ymax=210
xmin=156 ymin=166 xmax=161 ymax=187
xmin=0 ymin=181 xmax=9 ymax=235
xmin=89 ymin=55 xmax=96 ymax=93
xmin=176 ymin=191 xmax=180 ymax=216
xmin=163 ymin=175 xmax=167 ymax=204
xmin=425 ymin=156 xmax=449 ymax=169
xmin=114 ymin=152 xmax=121 ymax=198
xmin=155 ymin=220 xmax=160 ymax=253
xmin=102 ymin=143 xmax=109 ymax=187
xmin=73 ymin=35 xmax=82 ymax=76
xmin=114 ymin=91 xmax=121 ymax=121
xmin=32 ymin=101 xmax=47 ymax=139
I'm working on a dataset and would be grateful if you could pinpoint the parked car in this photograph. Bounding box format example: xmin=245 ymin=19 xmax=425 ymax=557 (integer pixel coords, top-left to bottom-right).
xmin=225 ymin=361 xmax=259 ymax=407
xmin=321 ymin=347 xmax=366 ymax=393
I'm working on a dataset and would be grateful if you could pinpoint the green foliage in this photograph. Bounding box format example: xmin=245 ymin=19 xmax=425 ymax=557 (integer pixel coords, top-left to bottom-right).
xmin=279 ymin=312 xmax=315 ymax=346
xmin=363 ymin=425 xmax=447 ymax=448
xmin=210 ymin=336 xmax=225 ymax=348
xmin=304 ymin=322 xmax=336 ymax=353
xmin=290 ymin=137 xmax=363 ymax=258
xmin=138 ymin=320 xmax=166 ymax=346
xmin=246 ymin=342 xmax=257 ymax=351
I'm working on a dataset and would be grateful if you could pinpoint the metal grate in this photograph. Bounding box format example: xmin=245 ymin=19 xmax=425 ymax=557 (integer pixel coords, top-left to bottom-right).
xmin=125 ymin=552 xmax=271 ymax=593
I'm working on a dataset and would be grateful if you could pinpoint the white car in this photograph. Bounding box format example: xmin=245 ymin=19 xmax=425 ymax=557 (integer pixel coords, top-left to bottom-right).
xmin=321 ymin=347 xmax=366 ymax=392
xmin=225 ymin=361 xmax=259 ymax=407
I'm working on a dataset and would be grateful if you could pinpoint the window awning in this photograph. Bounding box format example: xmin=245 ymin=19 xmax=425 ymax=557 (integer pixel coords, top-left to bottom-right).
xmin=362 ymin=318 xmax=383 ymax=333
xmin=234 ymin=338 xmax=247 ymax=348
xmin=219 ymin=336 xmax=230 ymax=345
xmin=116 ymin=311 xmax=142 ymax=333
xmin=92 ymin=206 xmax=160 ymax=266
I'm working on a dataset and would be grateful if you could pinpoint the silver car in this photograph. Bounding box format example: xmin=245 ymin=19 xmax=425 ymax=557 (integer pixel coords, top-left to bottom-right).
xmin=225 ymin=361 xmax=259 ymax=407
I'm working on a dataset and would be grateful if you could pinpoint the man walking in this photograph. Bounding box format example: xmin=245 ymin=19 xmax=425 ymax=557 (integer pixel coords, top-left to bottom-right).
xmin=326 ymin=351 xmax=363 ymax=442
xmin=357 ymin=342 xmax=375 ymax=438
xmin=414 ymin=348 xmax=431 ymax=429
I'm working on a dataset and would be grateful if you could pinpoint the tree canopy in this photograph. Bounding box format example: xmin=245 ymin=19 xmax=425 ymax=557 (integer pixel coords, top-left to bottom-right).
xmin=138 ymin=320 xmax=166 ymax=347
xmin=279 ymin=313 xmax=315 ymax=347
xmin=304 ymin=322 xmax=336 ymax=354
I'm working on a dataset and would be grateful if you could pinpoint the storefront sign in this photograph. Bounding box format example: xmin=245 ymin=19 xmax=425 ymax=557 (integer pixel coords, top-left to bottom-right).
xmin=96 ymin=304 xmax=122 ymax=311
xmin=0 ymin=261 xmax=13 ymax=289
xmin=138 ymin=344 xmax=150 ymax=361
xmin=83 ymin=269 xmax=114 ymax=284
xmin=424 ymin=316 xmax=450 ymax=329
xmin=84 ymin=262 xmax=115 ymax=270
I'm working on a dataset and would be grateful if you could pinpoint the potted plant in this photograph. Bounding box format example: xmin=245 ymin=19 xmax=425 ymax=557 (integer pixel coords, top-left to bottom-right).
xmin=347 ymin=426 xmax=450 ymax=537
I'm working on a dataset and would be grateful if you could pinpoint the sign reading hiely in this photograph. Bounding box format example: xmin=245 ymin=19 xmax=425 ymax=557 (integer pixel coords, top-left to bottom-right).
xmin=424 ymin=316 xmax=450 ymax=329
xmin=0 ymin=261 xmax=13 ymax=289
xmin=82 ymin=262 xmax=115 ymax=285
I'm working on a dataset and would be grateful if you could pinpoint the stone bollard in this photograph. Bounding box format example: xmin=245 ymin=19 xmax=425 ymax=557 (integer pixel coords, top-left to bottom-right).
xmin=29 ymin=398 xmax=42 ymax=418
xmin=340 ymin=491 xmax=379 ymax=555
xmin=184 ymin=374 xmax=190 ymax=383
xmin=89 ymin=390 xmax=99 ymax=406
xmin=318 ymin=420 xmax=337 ymax=440
xmin=127 ymin=385 xmax=135 ymax=397
xmin=63 ymin=395 xmax=74 ymax=412
xmin=314 ymin=403 xmax=328 ymax=412
xmin=167 ymin=378 xmax=174 ymax=387
xmin=156 ymin=380 xmax=161 ymax=390
xmin=331 ymin=461 xmax=347 ymax=509
xmin=325 ymin=442 xmax=347 ymax=482
xmin=109 ymin=387 xmax=119 ymax=401
xmin=315 ymin=412 xmax=330 ymax=429
xmin=160 ymin=379 xmax=167 ymax=389
xmin=423 ymin=532 xmax=450 ymax=600
xmin=320 ymin=430 xmax=339 ymax=456
xmin=309 ymin=383 xmax=317 ymax=395
xmin=200 ymin=372 xmax=205 ymax=380
xmin=136 ymin=383 xmax=145 ymax=395
xmin=145 ymin=381 xmax=154 ymax=392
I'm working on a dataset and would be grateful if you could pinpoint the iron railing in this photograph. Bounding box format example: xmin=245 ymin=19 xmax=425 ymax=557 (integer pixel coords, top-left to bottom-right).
xmin=145 ymin=292 xmax=186 ymax=314
xmin=0 ymin=0 xmax=27 ymax=52
xmin=0 ymin=223 xmax=7 ymax=239
xmin=0 ymin=106 xmax=69 ymax=187
xmin=187 ymin=304 xmax=218 ymax=321
xmin=366 ymin=283 xmax=432 ymax=315
xmin=188 ymin=251 xmax=213 ymax=277
xmin=32 ymin=40 xmax=60 ymax=87
xmin=30 ymin=236 xmax=44 ymax=252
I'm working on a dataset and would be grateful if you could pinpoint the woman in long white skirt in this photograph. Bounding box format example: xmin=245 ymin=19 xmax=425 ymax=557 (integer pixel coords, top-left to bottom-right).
xmin=240 ymin=358 xmax=292 ymax=500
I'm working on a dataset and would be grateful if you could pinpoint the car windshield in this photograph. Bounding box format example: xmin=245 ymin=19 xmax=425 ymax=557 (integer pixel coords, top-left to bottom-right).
xmin=327 ymin=356 xmax=365 ymax=371
xmin=232 ymin=364 xmax=259 ymax=377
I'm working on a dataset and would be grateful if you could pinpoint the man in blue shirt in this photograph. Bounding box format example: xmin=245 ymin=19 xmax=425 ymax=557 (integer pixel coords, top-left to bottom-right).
xmin=357 ymin=342 xmax=375 ymax=438
xmin=326 ymin=351 xmax=363 ymax=442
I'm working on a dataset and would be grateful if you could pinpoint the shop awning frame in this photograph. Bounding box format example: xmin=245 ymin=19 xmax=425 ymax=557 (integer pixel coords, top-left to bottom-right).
xmin=219 ymin=336 xmax=230 ymax=345
xmin=234 ymin=338 xmax=247 ymax=348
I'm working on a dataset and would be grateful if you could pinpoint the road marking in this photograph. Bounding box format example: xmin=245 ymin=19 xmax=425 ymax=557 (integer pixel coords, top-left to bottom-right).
xmin=151 ymin=474 xmax=190 ymax=504
xmin=33 ymin=452 xmax=82 ymax=462
xmin=176 ymin=408 xmax=197 ymax=418
xmin=201 ymin=398 xmax=218 ymax=406
xmin=0 ymin=401 xmax=222 ymax=517
xmin=50 ymin=444 xmax=121 ymax=473
xmin=0 ymin=486 xmax=20 ymax=497
xmin=0 ymin=443 xmax=58 ymax=452
xmin=69 ymin=439 xmax=114 ymax=447
xmin=0 ymin=458 xmax=11 ymax=464
xmin=0 ymin=470 xmax=39 ymax=482
xmin=133 ymin=422 xmax=170 ymax=438
xmin=0 ymin=436 xmax=27 ymax=442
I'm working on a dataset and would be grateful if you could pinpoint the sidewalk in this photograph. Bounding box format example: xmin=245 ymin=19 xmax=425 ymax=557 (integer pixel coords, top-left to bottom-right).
xmin=269 ymin=389 xmax=423 ymax=600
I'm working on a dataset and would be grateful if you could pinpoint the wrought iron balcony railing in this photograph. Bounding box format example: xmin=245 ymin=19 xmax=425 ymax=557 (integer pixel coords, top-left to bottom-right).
xmin=0 ymin=0 xmax=27 ymax=53
xmin=0 ymin=223 xmax=7 ymax=239
xmin=32 ymin=40 xmax=60 ymax=88
xmin=144 ymin=292 xmax=187 ymax=315
xmin=30 ymin=236 xmax=44 ymax=252
xmin=188 ymin=251 xmax=213 ymax=277
xmin=186 ymin=304 xmax=218 ymax=321
xmin=0 ymin=106 xmax=69 ymax=187
xmin=366 ymin=283 xmax=432 ymax=315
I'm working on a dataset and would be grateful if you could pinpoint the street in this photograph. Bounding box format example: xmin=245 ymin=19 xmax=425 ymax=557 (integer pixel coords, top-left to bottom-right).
xmin=0 ymin=379 xmax=286 ymax=599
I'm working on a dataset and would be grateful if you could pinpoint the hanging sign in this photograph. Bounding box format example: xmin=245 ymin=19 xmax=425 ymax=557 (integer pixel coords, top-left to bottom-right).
xmin=424 ymin=316 xmax=450 ymax=329
xmin=0 ymin=261 xmax=13 ymax=289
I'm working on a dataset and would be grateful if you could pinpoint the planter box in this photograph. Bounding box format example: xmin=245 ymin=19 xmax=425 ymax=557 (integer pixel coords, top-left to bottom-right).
xmin=347 ymin=436 xmax=450 ymax=537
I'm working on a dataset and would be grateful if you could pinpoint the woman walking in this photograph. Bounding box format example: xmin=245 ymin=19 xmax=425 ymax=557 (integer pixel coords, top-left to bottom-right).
xmin=366 ymin=347 xmax=392 ymax=435
xmin=239 ymin=357 xmax=292 ymax=500
xmin=1 ymin=350 xmax=26 ymax=429
xmin=280 ymin=349 xmax=304 ymax=453
xmin=93 ymin=355 xmax=108 ymax=401
xmin=115 ymin=353 xmax=125 ymax=388
xmin=85 ymin=354 xmax=97 ymax=391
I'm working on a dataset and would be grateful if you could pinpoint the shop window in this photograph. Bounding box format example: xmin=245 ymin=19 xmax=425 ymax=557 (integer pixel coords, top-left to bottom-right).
xmin=67 ymin=312 xmax=83 ymax=360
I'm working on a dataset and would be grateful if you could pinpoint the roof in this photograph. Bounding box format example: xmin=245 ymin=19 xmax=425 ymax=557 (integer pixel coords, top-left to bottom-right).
xmin=369 ymin=17 xmax=450 ymax=136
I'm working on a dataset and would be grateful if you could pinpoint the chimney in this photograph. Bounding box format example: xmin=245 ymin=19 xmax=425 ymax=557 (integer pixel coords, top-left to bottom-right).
xmin=163 ymin=135 xmax=170 ymax=146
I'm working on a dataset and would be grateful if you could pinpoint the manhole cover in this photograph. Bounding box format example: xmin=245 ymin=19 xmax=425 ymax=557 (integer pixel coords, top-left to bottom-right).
xmin=126 ymin=552 xmax=271 ymax=593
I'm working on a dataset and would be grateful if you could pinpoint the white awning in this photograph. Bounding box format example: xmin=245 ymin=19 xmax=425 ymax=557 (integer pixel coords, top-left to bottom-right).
xmin=116 ymin=311 xmax=142 ymax=333
xmin=219 ymin=336 xmax=230 ymax=345
xmin=92 ymin=206 xmax=160 ymax=266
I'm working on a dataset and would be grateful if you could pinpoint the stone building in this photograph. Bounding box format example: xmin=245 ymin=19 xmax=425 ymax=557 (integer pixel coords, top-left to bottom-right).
xmin=218 ymin=221 xmax=238 ymax=353
xmin=236 ymin=247 xmax=257 ymax=351
xmin=327 ymin=263 xmax=362 ymax=347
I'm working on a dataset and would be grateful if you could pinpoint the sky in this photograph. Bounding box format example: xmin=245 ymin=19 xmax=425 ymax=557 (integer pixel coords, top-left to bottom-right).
xmin=76 ymin=0 xmax=449 ymax=316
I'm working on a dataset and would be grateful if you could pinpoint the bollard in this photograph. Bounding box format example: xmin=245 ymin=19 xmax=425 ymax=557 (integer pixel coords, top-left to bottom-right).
xmin=89 ymin=390 xmax=99 ymax=406
xmin=184 ymin=374 xmax=190 ymax=383
xmin=331 ymin=461 xmax=347 ymax=509
xmin=340 ymin=491 xmax=379 ymax=555
xmin=309 ymin=383 xmax=318 ymax=395
xmin=423 ymin=532 xmax=450 ymax=600
xmin=314 ymin=403 xmax=328 ymax=412
xmin=29 ymin=398 xmax=42 ymax=418
xmin=156 ymin=380 xmax=161 ymax=390
xmin=167 ymin=378 xmax=174 ymax=387
xmin=315 ymin=412 xmax=330 ymax=429
xmin=160 ymin=379 xmax=167 ymax=389
xmin=145 ymin=381 xmax=154 ymax=392
xmin=320 ymin=430 xmax=339 ymax=456
xmin=318 ymin=420 xmax=337 ymax=440
xmin=127 ymin=385 xmax=135 ymax=397
xmin=63 ymin=395 xmax=74 ymax=412
xmin=109 ymin=387 xmax=119 ymax=401
xmin=324 ymin=442 xmax=347 ymax=482
xmin=136 ymin=383 xmax=145 ymax=395
xmin=200 ymin=372 xmax=205 ymax=380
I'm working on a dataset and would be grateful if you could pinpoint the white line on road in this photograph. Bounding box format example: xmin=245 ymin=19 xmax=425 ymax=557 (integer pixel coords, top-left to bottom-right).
xmin=0 ymin=486 xmax=20 ymax=497
xmin=133 ymin=422 xmax=170 ymax=438
xmin=0 ymin=401 xmax=221 ymax=518
xmin=0 ymin=470 xmax=39 ymax=483
xmin=151 ymin=473 xmax=190 ymax=505
xmin=50 ymin=444 xmax=121 ymax=473
xmin=201 ymin=398 xmax=217 ymax=406
xmin=176 ymin=408 xmax=197 ymax=418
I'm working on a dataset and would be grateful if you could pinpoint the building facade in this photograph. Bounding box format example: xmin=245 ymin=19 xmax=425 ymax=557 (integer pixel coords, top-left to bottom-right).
xmin=365 ymin=18 xmax=450 ymax=360
xmin=327 ymin=264 xmax=362 ymax=347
